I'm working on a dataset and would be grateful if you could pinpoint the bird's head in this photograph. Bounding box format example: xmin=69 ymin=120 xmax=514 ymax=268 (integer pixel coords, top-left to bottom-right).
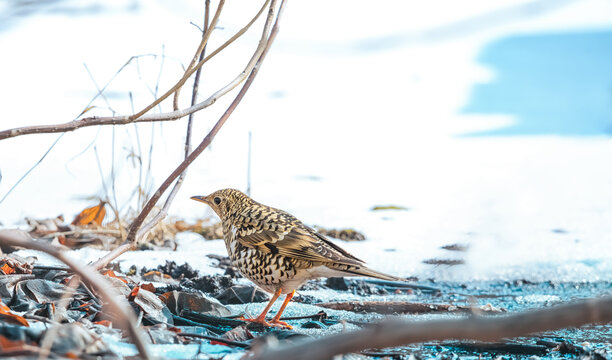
xmin=190 ymin=188 xmax=249 ymax=220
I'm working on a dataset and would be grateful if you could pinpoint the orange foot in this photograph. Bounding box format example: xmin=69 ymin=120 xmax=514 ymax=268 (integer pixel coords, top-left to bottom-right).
xmin=241 ymin=316 xmax=293 ymax=329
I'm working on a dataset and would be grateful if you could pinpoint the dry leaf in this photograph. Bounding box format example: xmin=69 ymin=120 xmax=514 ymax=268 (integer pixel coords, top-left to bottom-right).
xmin=140 ymin=283 xmax=156 ymax=293
xmin=93 ymin=320 xmax=112 ymax=327
xmin=0 ymin=299 xmax=29 ymax=327
xmin=0 ymin=263 xmax=14 ymax=275
xmin=101 ymin=270 xmax=128 ymax=284
xmin=72 ymin=201 xmax=106 ymax=226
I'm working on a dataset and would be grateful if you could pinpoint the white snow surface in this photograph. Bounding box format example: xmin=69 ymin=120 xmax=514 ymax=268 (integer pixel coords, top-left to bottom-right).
xmin=2 ymin=1 xmax=612 ymax=282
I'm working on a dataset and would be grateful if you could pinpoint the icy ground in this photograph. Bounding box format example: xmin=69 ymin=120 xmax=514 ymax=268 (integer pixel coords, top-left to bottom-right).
xmin=2 ymin=1 xmax=612 ymax=284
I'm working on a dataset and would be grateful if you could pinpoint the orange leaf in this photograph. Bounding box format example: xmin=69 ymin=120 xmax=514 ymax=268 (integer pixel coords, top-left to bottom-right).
xmin=94 ymin=320 xmax=112 ymax=327
xmin=71 ymin=201 xmax=106 ymax=226
xmin=102 ymin=269 xmax=128 ymax=284
xmin=0 ymin=301 xmax=10 ymax=313
xmin=0 ymin=263 xmax=14 ymax=275
xmin=129 ymin=286 xmax=140 ymax=300
xmin=0 ymin=300 xmax=28 ymax=327
xmin=0 ymin=335 xmax=26 ymax=350
xmin=143 ymin=270 xmax=171 ymax=279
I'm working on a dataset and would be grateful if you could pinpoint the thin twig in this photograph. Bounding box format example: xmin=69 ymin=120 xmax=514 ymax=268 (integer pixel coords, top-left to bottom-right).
xmin=135 ymin=0 xmax=212 ymax=242
xmin=0 ymin=134 xmax=64 ymax=204
xmin=0 ymin=0 xmax=271 ymax=141
xmin=91 ymin=0 xmax=283 ymax=271
xmin=253 ymin=296 xmax=612 ymax=360
xmin=0 ymin=233 xmax=152 ymax=360
xmin=173 ymin=0 xmax=213 ymax=111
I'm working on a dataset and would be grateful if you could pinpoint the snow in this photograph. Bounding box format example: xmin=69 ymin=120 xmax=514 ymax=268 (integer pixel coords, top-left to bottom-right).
xmin=2 ymin=0 xmax=612 ymax=284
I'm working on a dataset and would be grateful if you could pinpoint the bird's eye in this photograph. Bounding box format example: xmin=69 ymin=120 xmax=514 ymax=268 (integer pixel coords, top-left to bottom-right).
xmin=213 ymin=197 xmax=221 ymax=205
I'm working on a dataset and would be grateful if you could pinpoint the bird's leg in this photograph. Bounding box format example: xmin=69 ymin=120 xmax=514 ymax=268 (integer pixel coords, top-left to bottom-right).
xmin=242 ymin=287 xmax=282 ymax=326
xmin=269 ymin=289 xmax=295 ymax=328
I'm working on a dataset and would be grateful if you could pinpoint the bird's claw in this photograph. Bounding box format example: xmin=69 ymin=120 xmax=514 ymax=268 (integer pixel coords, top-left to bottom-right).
xmin=241 ymin=316 xmax=293 ymax=329
xmin=269 ymin=319 xmax=293 ymax=329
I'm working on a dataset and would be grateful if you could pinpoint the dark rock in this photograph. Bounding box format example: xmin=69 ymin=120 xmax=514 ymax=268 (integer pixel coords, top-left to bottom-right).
xmin=292 ymin=293 xmax=317 ymax=304
xmin=149 ymin=260 xmax=200 ymax=280
xmin=301 ymin=320 xmax=327 ymax=329
xmin=325 ymin=277 xmax=349 ymax=291
xmin=207 ymin=254 xmax=242 ymax=278
xmin=162 ymin=290 xmax=230 ymax=317
xmin=298 ymin=279 xmax=322 ymax=291
xmin=183 ymin=274 xmax=234 ymax=294
xmin=215 ymin=285 xmax=270 ymax=305
xmin=224 ymin=267 xmax=240 ymax=278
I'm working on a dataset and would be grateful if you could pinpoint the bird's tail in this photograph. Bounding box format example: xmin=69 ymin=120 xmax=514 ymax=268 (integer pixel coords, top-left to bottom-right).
xmin=329 ymin=263 xmax=404 ymax=282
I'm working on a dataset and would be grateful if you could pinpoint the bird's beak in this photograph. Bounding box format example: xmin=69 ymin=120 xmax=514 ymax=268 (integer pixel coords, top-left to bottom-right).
xmin=190 ymin=195 xmax=209 ymax=204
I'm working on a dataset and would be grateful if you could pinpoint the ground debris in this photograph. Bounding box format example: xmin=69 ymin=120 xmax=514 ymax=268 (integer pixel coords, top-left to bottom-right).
xmin=440 ymin=243 xmax=470 ymax=252
xmin=215 ymin=285 xmax=270 ymax=305
xmin=435 ymin=340 xmax=549 ymax=356
xmin=161 ymin=290 xmax=231 ymax=317
xmin=317 ymin=300 xmax=504 ymax=314
xmin=0 ymin=254 xmax=33 ymax=275
xmin=206 ymin=254 xmax=242 ymax=278
xmin=314 ymin=226 xmax=366 ymax=241
xmin=370 ymin=205 xmax=410 ymax=211
xmin=422 ymin=258 xmax=466 ymax=266
xmin=175 ymin=219 xmax=223 ymax=240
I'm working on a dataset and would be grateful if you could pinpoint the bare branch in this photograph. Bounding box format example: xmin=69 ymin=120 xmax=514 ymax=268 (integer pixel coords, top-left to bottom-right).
xmin=173 ymin=0 xmax=213 ymax=111
xmin=0 ymin=232 xmax=152 ymax=360
xmin=136 ymin=0 xmax=212 ymax=241
xmin=253 ymin=296 xmax=612 ymax=360
xmin=90 ymin=0 xmax=285 ymax=271
xmin=0 ymin=0 xmax=271 ymax=142
xmin=133 ymin=0 xmax=225 ymax=120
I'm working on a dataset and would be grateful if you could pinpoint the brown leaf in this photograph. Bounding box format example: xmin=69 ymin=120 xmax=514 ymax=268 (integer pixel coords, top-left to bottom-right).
xmin=140 ymin=283 xmax=156 ymax=293
xmin=71 ymin=201 xmax=106 ymax=226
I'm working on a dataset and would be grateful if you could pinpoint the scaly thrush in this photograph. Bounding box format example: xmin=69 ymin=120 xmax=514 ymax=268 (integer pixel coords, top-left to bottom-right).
xmin=191 ymin=189 xmax=401 ymax=328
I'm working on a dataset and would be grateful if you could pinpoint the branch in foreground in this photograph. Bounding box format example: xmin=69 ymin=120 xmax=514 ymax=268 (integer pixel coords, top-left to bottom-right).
xmin=90 ymin=0 xmax=286 ymax=271
xmin=252 ymin=296 xmax=612 ymax=360
xmin=0 ymin=232 xmax=152 ymax=360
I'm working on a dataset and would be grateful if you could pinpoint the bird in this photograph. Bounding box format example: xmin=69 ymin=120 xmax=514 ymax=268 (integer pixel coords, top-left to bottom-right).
xmin=191 ymin=188 xmax=402 ymax=328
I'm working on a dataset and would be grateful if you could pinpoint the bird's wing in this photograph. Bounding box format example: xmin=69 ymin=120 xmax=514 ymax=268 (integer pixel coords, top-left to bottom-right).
xmin=236 ymin=224 xmax=364 ymax=266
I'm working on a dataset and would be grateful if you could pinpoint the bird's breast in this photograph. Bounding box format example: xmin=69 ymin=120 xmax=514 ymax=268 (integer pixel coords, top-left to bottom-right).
xmin=229 ymin=242 xmax=300 ymax=287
